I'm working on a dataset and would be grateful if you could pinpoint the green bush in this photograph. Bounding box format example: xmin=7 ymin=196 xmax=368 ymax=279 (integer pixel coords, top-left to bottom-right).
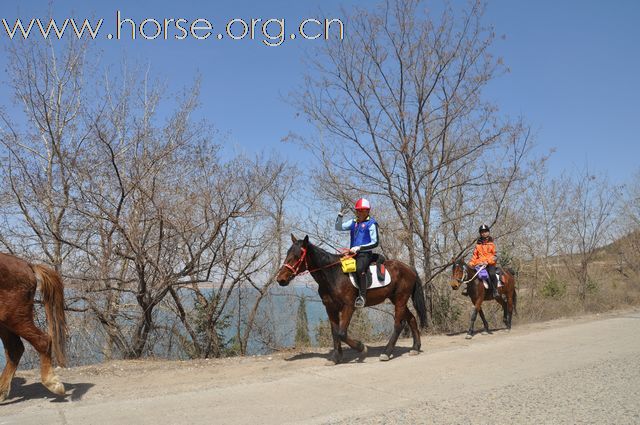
xmin=431 ymin=291 xmax=461 ymax=331
xmin=498 ymin=245 xmax=516 ymax=271
xmin=541 ymin=277 xmax=567 ymax=298
xmin=586 ymin=278 xmax=599 ymax=294
xmin=313 ymin=309 xmax=376 ymax=347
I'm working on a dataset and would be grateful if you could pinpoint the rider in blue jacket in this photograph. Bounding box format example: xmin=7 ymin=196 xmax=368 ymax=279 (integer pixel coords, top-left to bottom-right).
xmin=335 ymin=198 xmax=379 ymax=308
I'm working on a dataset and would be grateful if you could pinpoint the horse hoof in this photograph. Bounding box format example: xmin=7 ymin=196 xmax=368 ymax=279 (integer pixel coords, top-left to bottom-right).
xmin=324 ymin=359 xmax=339 ymax=366
xmin=45 ymin=380 xmax=65 ymax=396
xmin=465 ymin=334 xmax=473 ymax=340
xmin=0 ymin=387 xmax=9 ymax=402
xmin=358 ymin=345 xmax=368 ymax=362
xmin=379 ymin=353 xmax=393 ymax=361
xmin=409 ymin=349 xmax=420 ymax=356
xmin=481 ymin=331 xmax=491 ymax=336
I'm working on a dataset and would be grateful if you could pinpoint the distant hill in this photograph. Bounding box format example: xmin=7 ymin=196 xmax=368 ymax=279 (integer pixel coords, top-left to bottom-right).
xmin=594 ymin=230 xmax=640 ymax=258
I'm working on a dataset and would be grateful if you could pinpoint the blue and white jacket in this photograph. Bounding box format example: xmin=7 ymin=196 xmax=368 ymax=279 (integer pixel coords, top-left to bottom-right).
xmin=335 ymin=214 xmax=379 ymax=252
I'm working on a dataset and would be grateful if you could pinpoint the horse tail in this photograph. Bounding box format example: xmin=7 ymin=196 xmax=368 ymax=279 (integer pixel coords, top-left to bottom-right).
xmin=33 ymin=264 xmax=68 ymax=367
xmin=411 ymin=270 xmax=428 ymax=329
xmin=513 ymin=282 xmax=518 ymax=316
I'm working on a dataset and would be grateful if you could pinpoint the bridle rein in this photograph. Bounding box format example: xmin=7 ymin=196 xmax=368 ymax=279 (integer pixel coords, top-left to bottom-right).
xmin=282 ymin=246 xmax=355 ymax=278
xmin=454 ymin=261 xmax=487 ymax=285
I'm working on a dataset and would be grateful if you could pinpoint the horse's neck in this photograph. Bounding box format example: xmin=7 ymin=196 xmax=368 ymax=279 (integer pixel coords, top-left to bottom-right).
xmin=307 ymin=244 xmax=340 ymax=286
xmin=466 ymin=266 xmax=479 ymax=281
xmin=307 ymin=244 xmax=340 ymax=268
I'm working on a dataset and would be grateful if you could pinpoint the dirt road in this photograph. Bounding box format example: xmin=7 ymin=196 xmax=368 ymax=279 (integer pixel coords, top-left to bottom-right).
xmin=1 ymin=310 xmax=639 ymax=424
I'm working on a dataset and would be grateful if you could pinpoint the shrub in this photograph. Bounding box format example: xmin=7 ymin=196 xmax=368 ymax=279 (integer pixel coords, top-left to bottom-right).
xmin=540 ymin=277 xmax=567 ymax=298
xmin=431 ymin=291 xmax=462 ymax=331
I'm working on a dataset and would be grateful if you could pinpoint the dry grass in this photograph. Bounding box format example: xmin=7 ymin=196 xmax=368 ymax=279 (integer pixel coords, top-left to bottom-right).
xmin=428 ymin=245 xmax=640 ymax=335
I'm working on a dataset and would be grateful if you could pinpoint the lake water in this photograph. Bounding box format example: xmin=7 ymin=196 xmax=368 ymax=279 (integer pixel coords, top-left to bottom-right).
xmin=0 ymin=282 xmax=394 ymax=368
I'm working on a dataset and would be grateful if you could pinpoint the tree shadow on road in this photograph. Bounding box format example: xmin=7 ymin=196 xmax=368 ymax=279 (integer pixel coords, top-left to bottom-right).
xmin=0 ymin=377 xmax=94 ymax=405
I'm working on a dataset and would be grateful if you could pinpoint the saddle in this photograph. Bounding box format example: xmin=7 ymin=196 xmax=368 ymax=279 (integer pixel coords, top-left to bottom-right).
xmin=348 ymin=253 xmax=391 ymax=290
xmin=366 ymin=253 xmax=386 ymax=286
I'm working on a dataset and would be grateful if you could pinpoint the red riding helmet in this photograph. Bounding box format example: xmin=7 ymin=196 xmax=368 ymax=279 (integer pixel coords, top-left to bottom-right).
xmin=355 ymin=198 xmax=371 ymax=210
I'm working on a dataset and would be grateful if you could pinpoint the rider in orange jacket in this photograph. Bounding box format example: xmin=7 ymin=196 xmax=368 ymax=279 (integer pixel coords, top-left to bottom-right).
xmin=469 ymin=224 xmax=499 ymax=298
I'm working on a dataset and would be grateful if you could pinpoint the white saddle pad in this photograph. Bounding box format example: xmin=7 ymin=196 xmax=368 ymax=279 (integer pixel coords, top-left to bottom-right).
xmin=349 ymin=264 xmax=391 ymax=289
xmin=481 ymin=278 xmax=504 ymax=289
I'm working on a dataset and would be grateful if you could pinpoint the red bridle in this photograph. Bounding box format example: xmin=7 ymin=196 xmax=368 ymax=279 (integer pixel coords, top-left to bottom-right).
xmin=282 ymin=246 xmax=355 ymax=279
xmin=283 ymin=247 xmax=308 ymax=276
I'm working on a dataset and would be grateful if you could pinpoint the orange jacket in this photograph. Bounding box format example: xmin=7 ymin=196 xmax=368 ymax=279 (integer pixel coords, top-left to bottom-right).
xmin=469 ymin=237 xmax=497 ymax=267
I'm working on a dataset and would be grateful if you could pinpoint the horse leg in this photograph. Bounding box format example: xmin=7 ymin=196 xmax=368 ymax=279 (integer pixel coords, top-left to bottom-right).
xmin=405 ymin=309 xmax=421 ymax=355
xmin=502 ymin=298 xmax=509 ymax=327
xmin=466 ymin=307 xmax=478 ymax=339
xmin=381 ymin=301 xmax=409 ymax=361
xmin=337 ymin=305 xmax=368 ymax=362
xmin=12 ymin=321 xmax=65 ymax=396
xmin=325 ymin=308 xmax=343 ymax=365
xmin=466 ymin=295 xmax=484 ymax=339
xmin=0 ymin=327 xmax=24 ymax=401
xmin=493 ymin=294 xmax=508 ymax=329
xmin=479 ymin=309 xmax=492 ymax=335
xmin=506 ymin=291 xmax=514 ymax=330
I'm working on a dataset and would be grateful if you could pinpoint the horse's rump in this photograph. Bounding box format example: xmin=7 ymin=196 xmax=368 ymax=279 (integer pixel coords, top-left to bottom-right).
xmin=0 ymin=254 xmax=68 ymax=368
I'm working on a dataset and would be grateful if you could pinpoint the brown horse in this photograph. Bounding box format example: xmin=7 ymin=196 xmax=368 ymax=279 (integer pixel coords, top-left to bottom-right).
xmin=449 ymin=259 xmax=517 ymax=339
xmin=0 ymin=253 xmax=67 ymax=401
xmin=276 ymin=235 xmax=427 ymax=363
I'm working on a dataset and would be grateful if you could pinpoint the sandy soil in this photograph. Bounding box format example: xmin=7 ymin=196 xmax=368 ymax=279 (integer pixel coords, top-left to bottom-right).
xmin=1 ymin=309 xmax=639 ymax=424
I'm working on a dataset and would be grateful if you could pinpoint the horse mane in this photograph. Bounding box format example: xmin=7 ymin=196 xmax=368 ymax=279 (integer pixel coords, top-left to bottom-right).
xmin=304 ymin=241 xmax=345 ymax=286
xmin=307 ymin=242 xmax=341 ymax=264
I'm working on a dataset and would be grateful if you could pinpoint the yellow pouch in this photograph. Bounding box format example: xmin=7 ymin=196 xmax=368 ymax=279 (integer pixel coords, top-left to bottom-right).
xmin=340 ymin=257 xmax=356 ymax=273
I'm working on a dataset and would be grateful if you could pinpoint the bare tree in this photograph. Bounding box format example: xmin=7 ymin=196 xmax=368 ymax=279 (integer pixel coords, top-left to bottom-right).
xmin=0 ymin=37 xmax=296 ymax=362
xmin=235 ymin=164 xmax=297 ymax=355
xmin=565 ymin=168 xmax=620 ymax=301
xmin=0 ymin=39 xmax=89 ymax=269
xmin=292 ymin=0 xmax=532 ymax=322
xmin=73 ymin=73 xmax=287 ymax=358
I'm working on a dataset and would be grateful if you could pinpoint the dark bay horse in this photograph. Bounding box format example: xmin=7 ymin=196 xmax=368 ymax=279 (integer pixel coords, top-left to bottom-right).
xmin=0 ymin=253 xmax=67 ymax=401
xmin=449 ymin=259 xmax=517 ymax=339
xmin=276 ymin=235 xmax=427 ymax=363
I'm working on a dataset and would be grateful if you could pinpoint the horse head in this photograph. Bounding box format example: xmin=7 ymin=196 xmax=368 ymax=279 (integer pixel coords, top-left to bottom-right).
xmin=450 ymin=257 xmax=467 ymax=290
xmin=276 ymin=234 xmax=310 ymax=286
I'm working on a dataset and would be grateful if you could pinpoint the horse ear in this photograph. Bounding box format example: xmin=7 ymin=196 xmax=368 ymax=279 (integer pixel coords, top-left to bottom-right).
xmin=291 ymin=234 xmax=298 ymax=243
xmin=302 ymin=235 xmax=309 ymax=247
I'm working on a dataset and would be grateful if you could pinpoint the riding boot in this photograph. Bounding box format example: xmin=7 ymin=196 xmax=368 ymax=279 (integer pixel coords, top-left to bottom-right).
xmin=491 ymin=278 xmax=499 ymax=298
xmin=355 ymin=271 xmax=367 ymax=308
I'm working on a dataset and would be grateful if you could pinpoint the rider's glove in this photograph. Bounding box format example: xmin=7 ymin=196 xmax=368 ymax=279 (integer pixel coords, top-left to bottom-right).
xmin=350 ymin=246 xmax=361 ymax=254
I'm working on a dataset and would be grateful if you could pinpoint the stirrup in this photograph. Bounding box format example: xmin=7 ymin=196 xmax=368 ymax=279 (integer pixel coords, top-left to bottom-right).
xmin=355 ymin=295 xmax=366 ymax=308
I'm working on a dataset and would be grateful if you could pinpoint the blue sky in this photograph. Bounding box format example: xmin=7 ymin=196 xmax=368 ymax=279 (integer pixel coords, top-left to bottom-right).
xmin=1 ymin=0 xmax=638 ymax=182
